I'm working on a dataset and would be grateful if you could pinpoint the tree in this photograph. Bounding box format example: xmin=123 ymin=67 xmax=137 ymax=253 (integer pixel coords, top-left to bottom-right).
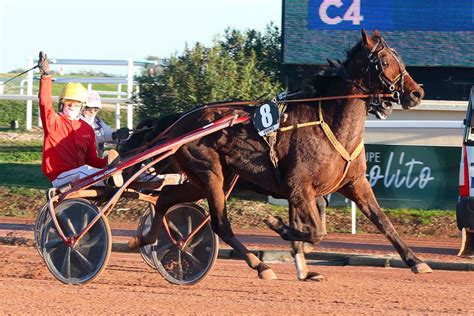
xmin=136 ymin=24 xmax=282 ymax=120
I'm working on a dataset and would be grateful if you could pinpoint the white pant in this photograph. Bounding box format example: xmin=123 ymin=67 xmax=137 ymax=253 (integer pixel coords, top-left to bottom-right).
xmin=52 ymin=165 xmax=102 ymax=188
xmin=52 ymin=166 xmax=186 ymax=188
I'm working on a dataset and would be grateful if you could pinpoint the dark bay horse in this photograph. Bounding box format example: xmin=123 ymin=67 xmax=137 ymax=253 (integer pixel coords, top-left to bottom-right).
xmin=127 ymin=30 xmax=432 ymax=281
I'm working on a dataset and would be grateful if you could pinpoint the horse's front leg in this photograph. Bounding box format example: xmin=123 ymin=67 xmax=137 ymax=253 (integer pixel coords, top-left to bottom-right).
xmin=289 ymin=204 xmax=325 ymax=281
xmin=340 ymin=178 xmax=433 ymax=274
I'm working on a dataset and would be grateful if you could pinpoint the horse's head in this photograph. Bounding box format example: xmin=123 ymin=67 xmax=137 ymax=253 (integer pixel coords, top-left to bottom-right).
xmin=358 ymin=29 xmax=424 ymax=119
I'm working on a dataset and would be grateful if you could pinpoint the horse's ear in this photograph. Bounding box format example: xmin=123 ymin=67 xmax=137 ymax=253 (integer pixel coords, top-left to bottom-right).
xmin=373 ymin=30 xmax=381 ymax=38
xmin=361 ymin=29 xmax=374 ymax=49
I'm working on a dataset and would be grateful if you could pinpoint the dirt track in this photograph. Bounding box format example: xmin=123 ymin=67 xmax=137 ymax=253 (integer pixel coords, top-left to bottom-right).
xmin=1 ymin=243 xmax=473 ymax=314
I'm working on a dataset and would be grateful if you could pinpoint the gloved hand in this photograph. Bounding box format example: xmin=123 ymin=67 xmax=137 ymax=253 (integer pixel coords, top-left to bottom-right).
xmin=38 ymin=51 xmax=50 ymax=76
xmin=112 ymin=127 xmax=130 ymax=140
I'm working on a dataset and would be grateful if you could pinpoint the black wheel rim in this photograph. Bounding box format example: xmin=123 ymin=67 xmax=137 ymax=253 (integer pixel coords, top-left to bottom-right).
xmin=42 ymin=199 xmax=110 ymax=284
xmin=34 ymin=203 xmax=49 ymax=258
xmin=138 ymin=204 xmax=156 ymax=268
xmin=152 ymin=203 xmax=218 ymax=285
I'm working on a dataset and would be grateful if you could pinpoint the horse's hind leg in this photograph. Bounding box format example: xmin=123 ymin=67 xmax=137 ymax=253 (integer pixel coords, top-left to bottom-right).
xmin=177 ymin=148 xmax=276 ymax=280
xmin=202 ymin=170 xmax=277 ymax=280
xmin=340 ymin=178 xmax=432 ymax=274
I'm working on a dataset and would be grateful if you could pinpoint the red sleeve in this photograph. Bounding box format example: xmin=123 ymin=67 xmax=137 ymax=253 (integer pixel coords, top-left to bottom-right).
xmin=38 ymin=75 xmax=59 ymax=134
xmin=85 ymin=128 xmax=107 ymax=168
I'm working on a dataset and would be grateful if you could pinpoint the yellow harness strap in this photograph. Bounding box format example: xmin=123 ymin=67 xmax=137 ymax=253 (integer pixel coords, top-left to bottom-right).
xmin=278 ymin=121 xmax=322 ymax=132
xmin=278 ymin=101 xmax=364 ymax=194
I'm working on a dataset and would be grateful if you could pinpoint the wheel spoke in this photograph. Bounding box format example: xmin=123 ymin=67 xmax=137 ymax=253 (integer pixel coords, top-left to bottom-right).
xmin=167 ymin=220 xmax=184 ymax=239
xmin=60 ymin=247 xmax=72 ymax=278
xmin=154 ymin=240 xmax=174 ymax=253
xmin=44 ymin=237 xmax=63 ymax=249
xmin=80 ymin=233 xmax=103 ymax=249
xmin=187 ymin=215 xmax=192 ymax=235
xmin=73 ymin=249 xmax=94 ymax=272
xmin=188 ymin=231 xmax=211 ymax=249
xmin=154 ymin=242 xmax=173 ymax=261
xmin=177 ymin=250 xmax=183 ymax=280
xmin=59 ymin=212 xmax=76 ymax=236
xmin=183 ymin=250 xmax=205 ymax=271
xmin=80 ymin=211 xmax=89 ymax=232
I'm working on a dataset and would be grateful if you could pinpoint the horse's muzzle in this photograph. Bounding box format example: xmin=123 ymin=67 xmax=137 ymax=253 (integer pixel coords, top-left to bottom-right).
xmin=402 ymin=87 xmax=424 ymax=109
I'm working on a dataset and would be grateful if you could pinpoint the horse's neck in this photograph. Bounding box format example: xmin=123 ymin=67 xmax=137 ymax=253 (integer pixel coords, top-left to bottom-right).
xmin=323 ymin=96 xmax=367 ymax=146
xmin=306 ymin=79 xmax=367 ymax=151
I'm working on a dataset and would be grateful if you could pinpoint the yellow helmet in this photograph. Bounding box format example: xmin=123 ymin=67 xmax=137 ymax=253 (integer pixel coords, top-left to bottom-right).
xmin=59 ymin=83 xmax=88 ymax=103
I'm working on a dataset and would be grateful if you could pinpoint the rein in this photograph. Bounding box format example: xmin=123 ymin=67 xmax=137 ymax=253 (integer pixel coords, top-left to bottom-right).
xmin=122 ymin=92 xmax=394 ymax=157
xmin=277 ymin=93 xmax=394 ymax=104
xmin=276 ymin=92 xmax=394 ymax=132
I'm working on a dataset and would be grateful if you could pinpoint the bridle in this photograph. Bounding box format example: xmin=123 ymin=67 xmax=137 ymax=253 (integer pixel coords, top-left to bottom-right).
xmin=363 ymin=37 xmax=408 ymax=109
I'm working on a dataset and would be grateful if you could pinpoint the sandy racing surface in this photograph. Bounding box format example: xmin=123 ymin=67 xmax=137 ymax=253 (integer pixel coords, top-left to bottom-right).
xmin=1 ymin=242 xmax=474 ymax=314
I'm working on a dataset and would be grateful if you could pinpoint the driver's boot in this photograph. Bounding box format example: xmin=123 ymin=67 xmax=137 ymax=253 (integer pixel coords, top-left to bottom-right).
xmin=107 ymin=149 xmax=123 ymax=187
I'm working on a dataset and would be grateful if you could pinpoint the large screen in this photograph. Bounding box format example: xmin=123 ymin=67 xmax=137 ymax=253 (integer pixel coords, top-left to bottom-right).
xmin=283 ymin=0 xmax=474 ymax=67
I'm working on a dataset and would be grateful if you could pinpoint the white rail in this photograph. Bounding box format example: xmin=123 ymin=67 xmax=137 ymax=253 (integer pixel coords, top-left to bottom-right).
xmin=366 ymin=120 xmax=464 ymax=129
xmin=0 ymin=94 xmax=131 ymax=103
xmin=0 ymin=57 xmax=155 ymax=130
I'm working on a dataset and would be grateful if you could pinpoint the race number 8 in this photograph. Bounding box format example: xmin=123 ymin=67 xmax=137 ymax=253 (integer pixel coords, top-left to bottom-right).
xmin=260 ymin=103 xmax=273 ymax=128
xmin=319 ymin=0 xmax=364 ymax=25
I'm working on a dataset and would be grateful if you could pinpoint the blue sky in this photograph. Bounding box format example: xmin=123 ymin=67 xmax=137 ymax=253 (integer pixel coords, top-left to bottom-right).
xmin=0 ymin=0 xmax=282 ymax=74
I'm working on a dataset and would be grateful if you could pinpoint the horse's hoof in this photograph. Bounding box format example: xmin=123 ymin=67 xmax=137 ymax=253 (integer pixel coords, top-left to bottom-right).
xmin=305 ymin=272 xmax=326 ymax=282
xmin=257 ymin=262 xmax=277 ymax=280
xmin=259 ymin=268 xmax=277 ymax=280
xmin=411 ymin=262 xmax=433 ymax=274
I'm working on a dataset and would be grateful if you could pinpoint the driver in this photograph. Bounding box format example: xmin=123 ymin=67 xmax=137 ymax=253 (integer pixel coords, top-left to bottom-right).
xmin=37 ymin=52 xmax=120 ymax=188
xmin=80 ymin=90 xmax=130 ymax=156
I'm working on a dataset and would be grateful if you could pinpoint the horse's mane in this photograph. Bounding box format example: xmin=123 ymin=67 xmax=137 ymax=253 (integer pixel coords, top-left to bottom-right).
xmin=119 ymin=112 xmax=181 ymax=155
xmin=300 ymin=40 xmax=365 ymax=98
xmin=344 ymin=40 xmax=364 ymax=65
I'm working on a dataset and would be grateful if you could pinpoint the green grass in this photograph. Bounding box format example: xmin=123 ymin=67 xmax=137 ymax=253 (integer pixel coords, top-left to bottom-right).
xmin=0 ymin=141 xmax=42 ymax=162
xmin=0 ymin=163 xmax=50 ymax=189
xmin=0 ymin=139 xmax=49 ymax=189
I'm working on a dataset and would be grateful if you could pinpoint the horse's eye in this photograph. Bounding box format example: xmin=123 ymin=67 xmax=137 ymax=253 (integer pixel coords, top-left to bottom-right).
xmin=382 ymin=60 xmax=389 ymax=67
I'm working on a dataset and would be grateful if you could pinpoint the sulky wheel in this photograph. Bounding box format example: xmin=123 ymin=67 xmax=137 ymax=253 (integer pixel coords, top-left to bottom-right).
xmin=137 ymin=203 xmax=156 ymax=269
xmin=34 ymin=202 xmax=50 ymax=259
xmin=41 ymin=198 xmax=112 ymax=285
xmin=152 ymin=202 xmax=219 ymax=285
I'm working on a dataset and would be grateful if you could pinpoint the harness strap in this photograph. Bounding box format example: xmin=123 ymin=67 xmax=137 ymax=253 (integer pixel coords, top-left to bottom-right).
xmin=318 ymin=104 xmax=364 ymax=162
xmin=278 ymin=121 xmax=322 ymax=132
xmin=278 ymin=101 xmax=365 ymax=194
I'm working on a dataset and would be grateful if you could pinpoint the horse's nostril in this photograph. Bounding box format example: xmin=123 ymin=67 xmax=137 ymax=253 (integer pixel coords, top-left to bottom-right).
xmin=411 ymin=90 xmax=422 ymax=100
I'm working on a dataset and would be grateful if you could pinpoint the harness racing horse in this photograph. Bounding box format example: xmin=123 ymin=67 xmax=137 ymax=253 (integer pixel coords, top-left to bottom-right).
xmin=127 ymin=30 xmax=432 ymax=281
